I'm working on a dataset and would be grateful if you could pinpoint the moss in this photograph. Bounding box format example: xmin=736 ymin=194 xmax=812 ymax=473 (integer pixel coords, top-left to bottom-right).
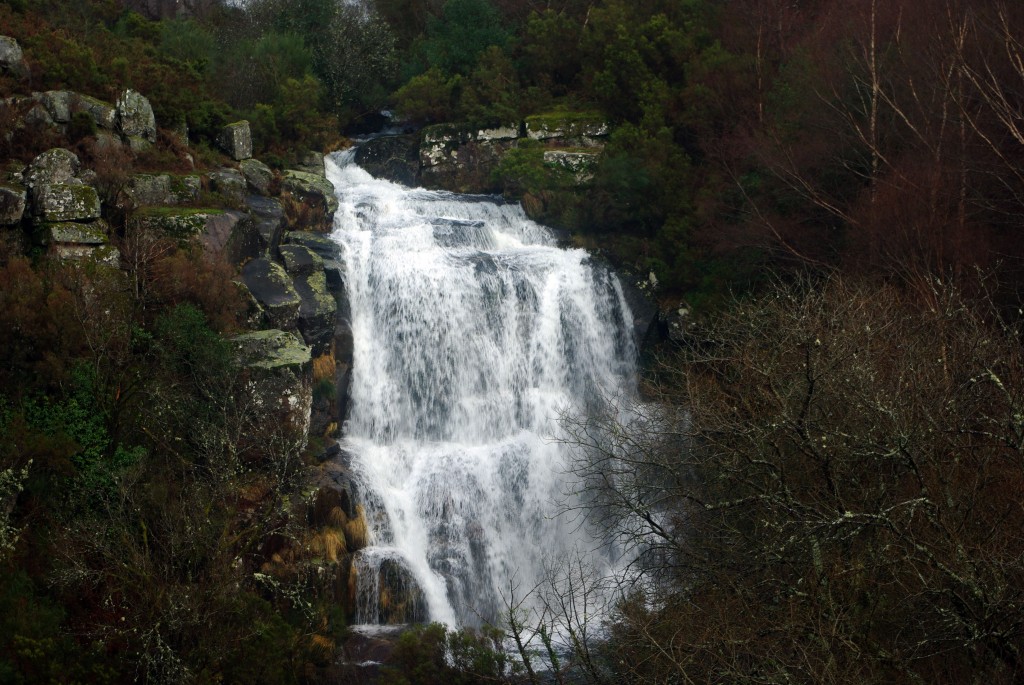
xmin=233 ymin=329 xmax=311 ymax=372
xmin=136 ymin=206 xmax=224 ymax=218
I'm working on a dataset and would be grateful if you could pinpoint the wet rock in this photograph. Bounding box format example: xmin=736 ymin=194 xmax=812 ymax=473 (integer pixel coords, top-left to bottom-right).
xmin=284 ymin=231 xmax=347 ymax=304
xmin=355 ymin=135 xmax=419 ymax=186
xmin=618 ymin=275 xmax=659 ymax=350
xmin=280 ymin=247 xmax=336 ymax=353
xmin=281 ymin=170 xmax=338 ymax=229
xmin=245 ymin=194 xmax=285 ymax=254
xmin=209 ymin=167 xmax=246 ymax=206
xmin=280 ymin=244 xmax=321 ymax=277
xmin=218 ymin=120 xmax=252 ymax=161
xmin=241 ymin=258 xmax=302 ymax=330
xmin=116 ymin=89 xmax=156 ymax=143
xmin=33 ymin=183 xmax=101 ymax=223
xmin=240 ymin=158 xmax=273 ymax=195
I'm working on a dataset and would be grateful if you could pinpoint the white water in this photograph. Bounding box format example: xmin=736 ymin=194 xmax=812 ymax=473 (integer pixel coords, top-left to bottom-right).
xmin=327 ymin=150 xmax=636 ymax=628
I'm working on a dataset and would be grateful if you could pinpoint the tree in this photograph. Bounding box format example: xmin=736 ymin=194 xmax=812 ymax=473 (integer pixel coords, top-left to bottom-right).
xmin=560 ymin=274 xmax=1024 ymax=684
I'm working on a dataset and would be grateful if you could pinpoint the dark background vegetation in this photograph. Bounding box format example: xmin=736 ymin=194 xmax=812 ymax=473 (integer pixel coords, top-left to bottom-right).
xmin=2 ymin=0 xmax=1024 ymax=682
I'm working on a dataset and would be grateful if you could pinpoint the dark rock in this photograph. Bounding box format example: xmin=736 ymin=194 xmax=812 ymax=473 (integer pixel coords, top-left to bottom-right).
xmin=280 ymin=244 xmax=321 ymax=277
xmin=33 ymin=91 xmax=73 ymax=124
xmin=240 ymin=258 xmax=302 ymax=330
xmin=170 ymin=175 xmax=201 ymax=204
xmin=72 ymin=94 xmax=117 ymax=130
xmin=355 ymin=135 xmax=420 ymax=186
xmin=618 ymin=274 xmax=660 ymax=350
xmin=0 ymin=184 xmax=26 ymax=225
xmin=296 ymin=150 xmax=325 ymax=177
xmin=199 ymin=209 xmax=261 ymax=264
xmin=293 ymin=267 xmax=337 ymax=355
xmin=284 ymin=230 xmax=341 ymax=262
xmin=245 ymin=195 xmax=285 ymax=254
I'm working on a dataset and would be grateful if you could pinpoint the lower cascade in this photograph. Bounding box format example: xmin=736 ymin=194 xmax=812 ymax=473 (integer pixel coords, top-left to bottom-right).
xmin=327 ymin=150 xmax=637 ymax=628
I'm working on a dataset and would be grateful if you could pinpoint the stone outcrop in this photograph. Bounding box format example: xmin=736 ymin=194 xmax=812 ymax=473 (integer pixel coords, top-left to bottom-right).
xmin=116 ymin=89 xmax=157 ymax=150
xmin=241 ymin=258 xmax=302 ymax=330
xmin=26 ymin=148 xmax=80 ymax=188
xmin=42 ymin=220 xmax=119 ymax=265
xmin=543 ymin=150 xmax=600 ymax=183
xmin=218 ymin=121 xmax=252 ymax=161
xmin=281 ymin=170 xmax=338 ymax=229
xmin=295 ymin=151 xmax=325 ymax=177
xmin=419 ymin=123 xmax=519 ymax=188
xmin=33 ymin=183 xmax=101 ymax=222
xmin=524 ymin=113 xmax=609 ymax=145
xmin=73 ymin=94 xmax=117 ymax=130
xmin=134 ymin=207 xmax=225 ymax=240
xmin=0 ymin=36 xmax=29 ymax=80
xmin=232 ymin=328 xmax=313 ymax=450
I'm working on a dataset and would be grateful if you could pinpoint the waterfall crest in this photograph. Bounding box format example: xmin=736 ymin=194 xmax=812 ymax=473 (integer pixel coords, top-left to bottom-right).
xmin=328 ymin=150 xmax=636 ymax=627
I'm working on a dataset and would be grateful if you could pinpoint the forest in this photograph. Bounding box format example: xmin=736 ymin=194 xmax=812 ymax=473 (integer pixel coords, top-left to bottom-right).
xmin=1 ymin=0 xmax=1023 ymax=682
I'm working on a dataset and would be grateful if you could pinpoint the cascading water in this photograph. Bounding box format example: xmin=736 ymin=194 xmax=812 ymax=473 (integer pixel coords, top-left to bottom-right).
xmin=327 ymin=150 xmax=636 ymax=628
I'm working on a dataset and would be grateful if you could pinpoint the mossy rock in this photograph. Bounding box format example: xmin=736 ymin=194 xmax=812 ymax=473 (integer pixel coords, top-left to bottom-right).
xmin=281 ymin=170 xmax=338 ymax=223
xmin=525 ymin=112 xmax=609 ymax=141
xmin=134 ymin=207 xmax=225 ymax=240
xmin=33 ymin=183 xmax=100 ymax=222
xmin=240 ymin=257 xmax=302 ymax=330
xmin=43 ymin=219 xmax=108 ymax=245
xmin=233 ymin=329 xmax=311 ymax=373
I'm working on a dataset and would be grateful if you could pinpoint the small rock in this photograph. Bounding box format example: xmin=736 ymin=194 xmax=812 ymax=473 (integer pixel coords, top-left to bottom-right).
xmin=218 ymin=121 xmax=252 ymax=161
xmin=239 ymin=158 xmax=273 ymax=195
xmin=116 ymin=89 xmax=156 ymax=143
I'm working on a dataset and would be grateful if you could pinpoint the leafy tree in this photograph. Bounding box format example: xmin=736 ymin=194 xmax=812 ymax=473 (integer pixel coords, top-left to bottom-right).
xmin=423 ymin=0 xmax=508 ymax=76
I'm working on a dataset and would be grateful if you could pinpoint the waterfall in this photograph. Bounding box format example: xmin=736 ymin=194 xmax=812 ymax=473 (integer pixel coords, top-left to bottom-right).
xmin=327 ymin=150 xmax=636 ymax=628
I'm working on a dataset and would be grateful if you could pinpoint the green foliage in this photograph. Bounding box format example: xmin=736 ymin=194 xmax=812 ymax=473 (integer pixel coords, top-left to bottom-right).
xmin=393 ymin=67 xmax=460 ymax=123
xmin=424 ymin=0 xmax=508 ymax=76
xmin=379 ymin=623 xmax=513 ymax=685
